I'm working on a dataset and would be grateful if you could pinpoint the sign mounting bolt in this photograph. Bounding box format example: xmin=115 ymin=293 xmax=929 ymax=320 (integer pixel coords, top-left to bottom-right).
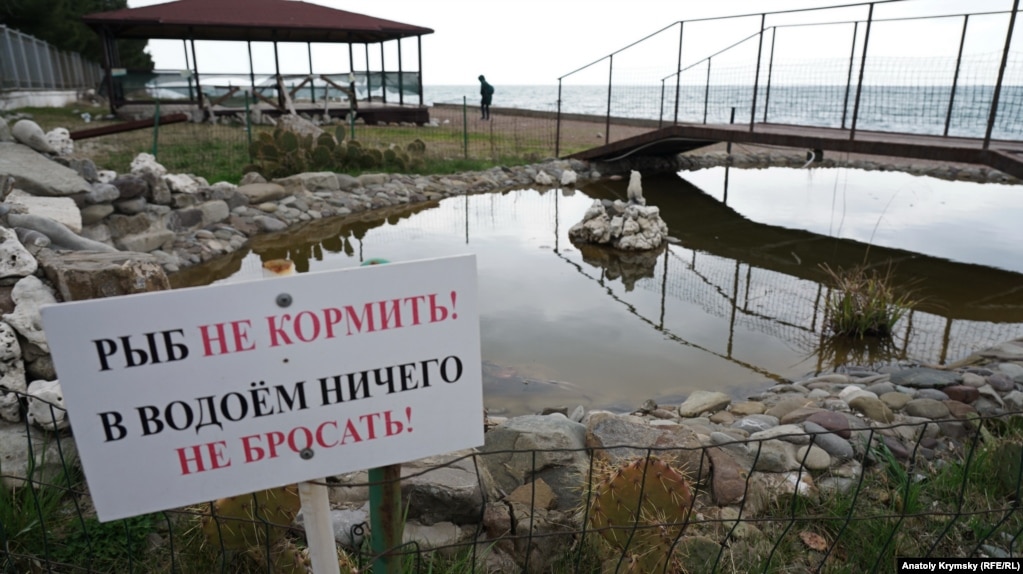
xmin=300 ymin=448 xmax=314 ymax=460
xmin=276 ymin=293 xmax=292 ymax=307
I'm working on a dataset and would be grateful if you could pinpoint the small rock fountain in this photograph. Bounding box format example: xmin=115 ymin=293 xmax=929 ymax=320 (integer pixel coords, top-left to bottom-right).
xmin=568 ymin=170 xmax=669 ymax=251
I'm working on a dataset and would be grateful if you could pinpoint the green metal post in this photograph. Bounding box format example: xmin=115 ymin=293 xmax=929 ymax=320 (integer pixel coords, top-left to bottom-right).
xmin=462 ymin=96 xmax=468 ymax=159
xmin=244 ymin=92 xmax=252 ymax=157
xmin=360 ymin=258 xmax=404 ymax=574
xmin=369 ymin=465 xmax=403 ymax=573
xmin=151 ymin=99 xmax=161 ymax=158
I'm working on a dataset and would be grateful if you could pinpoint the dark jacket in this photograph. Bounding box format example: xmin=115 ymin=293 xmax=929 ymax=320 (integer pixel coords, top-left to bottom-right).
xmin=479 ymin=78 xmax=494 ymax=104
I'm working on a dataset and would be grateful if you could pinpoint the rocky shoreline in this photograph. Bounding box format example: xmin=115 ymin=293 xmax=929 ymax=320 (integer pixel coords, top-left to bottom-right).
xmin=2 ymin=112 xmax=1023 ymax=570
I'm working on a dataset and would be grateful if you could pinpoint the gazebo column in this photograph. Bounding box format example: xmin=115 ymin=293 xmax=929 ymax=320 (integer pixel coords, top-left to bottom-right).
xmin=273 ymin=35 xmax=283 ymax=110
xmin=380 ymin=43 xmax=386 ymax=103
xmin=417 ymin=35 xmax=424 ymax=106
xmin=182 ymin=40 xmax=195 ymax=101
xmin=189 ymin=31 xmax=203 ymax=111
xmin=348 ymin=43 xmax=355 ymax=106
xmin=307 ymin=42 xmax=315 ymax=103
xmin=397 ymin=38 xmax=404 ymax=106
xmin=99 ymin=27 xmax=116 ymax=114
xmin=247 ymin=40 xmax=256 ymax=97
xmin=364 ymin=44 xmax=371 ymax=101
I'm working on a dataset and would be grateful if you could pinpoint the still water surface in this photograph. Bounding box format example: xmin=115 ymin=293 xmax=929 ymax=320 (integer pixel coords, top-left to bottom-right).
xmin=175 ymin=167 xmax=1023 ymax=416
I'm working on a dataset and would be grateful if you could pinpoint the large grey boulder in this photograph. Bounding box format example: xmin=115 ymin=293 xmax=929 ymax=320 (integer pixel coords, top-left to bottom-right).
xmin=401 ymin=450 xmax=498 ymax=526
xmin=237 ymin=182 xmax=289 ymax=203
xmin=36 ymin=249 xmax=170 ymax=302
xmin=0 ymin=142 xmax=91 ymax=197
xmin=11 ymin=120 xmax=55 ymax=154
xmin=5 ymin=212 xmax=116 ymax=252
xmin=479 ymin=414 xmax=588 ymax=511
xmin=5 ymin=189 xmax=82 ymax=233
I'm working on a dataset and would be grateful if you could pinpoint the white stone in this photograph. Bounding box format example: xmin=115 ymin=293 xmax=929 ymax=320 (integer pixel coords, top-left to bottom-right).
xmin=2 ymin=275 xmax=58 ymax=353
xmin=0 ymin=322 xmax=22 ymax=363
xmin=678 ymin=390 xmax=732 ymax=417
xmin=96 ymin=170 xmax=117 ymax=184
xmin=163 ymin=173 xmax=199 ymax=194
xmin=626 ymin=170 xmax=645 ymax=205
xmin=0 ymin=393 xmax=20 ymax=423
xmin=130 ymin=152 xmax=167 ymax=177
xmin=11 ymin=119 xmax=55 ymax=153
xmin=4 ymin=189 xmax=83 ymax=234
xmin=0 ymin=320 xmax=23 ymax=422
xmin=45 ymin=127 xmax=74 ymax=156
xmin=534 ymin=170 xmax=554 ymax=185
xmin=560 ymin=169 xmax=577 ymax=186
xmin=27 ymin=379 xmax=67 ymax=431
xmin=0 ymin=227 xmax=38 ymax=278
xmin=403 ymin=520 xmax=463 ymax=550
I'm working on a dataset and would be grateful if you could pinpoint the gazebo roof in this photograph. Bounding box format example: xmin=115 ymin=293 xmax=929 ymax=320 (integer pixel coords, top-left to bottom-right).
xmin=82 ymin=0 xmax=434 ymax=43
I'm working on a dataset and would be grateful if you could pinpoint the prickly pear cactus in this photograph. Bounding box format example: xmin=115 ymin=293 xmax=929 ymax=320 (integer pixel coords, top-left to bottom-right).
xmin=588 ymin=456 xmax=694 ymax=573
xmin=201 ymin=485 xmax=300 ymax=547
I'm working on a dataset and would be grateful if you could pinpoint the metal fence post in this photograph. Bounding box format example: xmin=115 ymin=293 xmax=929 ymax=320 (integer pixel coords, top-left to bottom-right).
xmin=763 ymin=26 xmax=777 ymax=123
xmin=749 ymin=13 xmax=766 ymax=132
xmin=841 ymin=21 xmax=859 ymax=130
xmin=555 ymin=80 xmax=563 ymax=157
xmin=605 ymin=55 xmax=613 ymax=143
xmin=463 ymin=96 xmax=469 ymax=159
xmin=704 ymin=58 xmax=712 ymax=124
xmin=984 ymin=0 xmax=1019 ymax=149
xmin=0 ymin=26 xmax=17 ymax=89
xmin=674 ymin=21 xmax=684 ymax=125
xmin=369 ymin=465 xmax=403 ymax=573
xmin=850 ymin=3 xmax=875 ymax=140
xmin=944 ymin=15 xmax=970 ymax=137
xmin=659 ymin=80 xmax=666 ymax=128
xmin=152 ymin=99 xmax=161 ymax=158
xmin=244 ymin=92 xmax=253 ymax=156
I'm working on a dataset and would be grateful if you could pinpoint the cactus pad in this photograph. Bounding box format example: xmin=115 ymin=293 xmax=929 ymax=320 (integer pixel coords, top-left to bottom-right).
xmin=588 ymin=456 xmax=694 ymax=572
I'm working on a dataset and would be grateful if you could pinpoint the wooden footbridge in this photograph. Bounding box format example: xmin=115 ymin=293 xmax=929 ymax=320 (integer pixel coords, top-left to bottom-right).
xmin=567 ymin=122 xmax=1023 ymax=179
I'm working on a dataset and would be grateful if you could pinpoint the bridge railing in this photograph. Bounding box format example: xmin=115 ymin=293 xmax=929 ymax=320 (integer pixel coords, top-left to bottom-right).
xmin=555 ymin=0 xmax=1022 ymax=156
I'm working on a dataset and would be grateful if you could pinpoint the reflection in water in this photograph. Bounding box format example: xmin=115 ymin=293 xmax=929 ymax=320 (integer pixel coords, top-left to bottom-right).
xmin=573 ymin=242 xmax=667 ymax=292
xmin=173 ymin=171 xmax=1023 ymax=415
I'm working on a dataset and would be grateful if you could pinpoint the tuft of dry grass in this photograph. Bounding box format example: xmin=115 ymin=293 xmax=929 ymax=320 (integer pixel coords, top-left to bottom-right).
xmin=819 ymin=262 xmax=917 ymax=339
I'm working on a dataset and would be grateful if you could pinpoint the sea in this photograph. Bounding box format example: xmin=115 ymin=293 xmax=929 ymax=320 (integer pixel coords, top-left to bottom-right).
xmin=140 ymin=69 xmax=1023 ymax=139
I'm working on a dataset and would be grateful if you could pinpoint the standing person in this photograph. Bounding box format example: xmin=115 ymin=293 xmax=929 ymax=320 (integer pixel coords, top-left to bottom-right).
xmin=478 ymin=75 xmax=494 ymax=120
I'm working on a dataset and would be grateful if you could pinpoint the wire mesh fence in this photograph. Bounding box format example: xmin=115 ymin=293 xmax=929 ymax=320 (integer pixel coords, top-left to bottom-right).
xmin=72 ymin=99 xmax=605 ymax=184
xmin=5 ymin=388 xmax=1023 ymax=573
xmin=0 ymin=25 xmax=103 ymax=92
xmin=556 ymin=3 xmax=1023 ymax=149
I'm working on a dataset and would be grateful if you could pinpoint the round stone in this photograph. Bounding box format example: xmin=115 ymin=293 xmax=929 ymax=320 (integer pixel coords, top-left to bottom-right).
xmin=943 ymin=385 xmax=979 ymax=404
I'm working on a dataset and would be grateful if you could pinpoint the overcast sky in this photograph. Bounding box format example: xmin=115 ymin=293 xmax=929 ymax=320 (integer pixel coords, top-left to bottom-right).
xmin=126 ymin=0 xmax=1018 ymax=85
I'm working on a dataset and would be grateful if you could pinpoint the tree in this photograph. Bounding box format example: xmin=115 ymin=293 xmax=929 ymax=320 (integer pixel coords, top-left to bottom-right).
xmin=0 ymin=0 xmax=153 ymax=70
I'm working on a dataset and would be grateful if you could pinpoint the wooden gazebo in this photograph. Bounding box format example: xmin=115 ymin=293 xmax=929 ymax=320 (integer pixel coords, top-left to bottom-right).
xmin=82 ymin=0 xmax=434 ymax=124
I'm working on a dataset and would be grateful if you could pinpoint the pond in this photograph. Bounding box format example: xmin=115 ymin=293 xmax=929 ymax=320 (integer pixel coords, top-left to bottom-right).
xmin=173 ymin=166 xmax=1023 ymax=416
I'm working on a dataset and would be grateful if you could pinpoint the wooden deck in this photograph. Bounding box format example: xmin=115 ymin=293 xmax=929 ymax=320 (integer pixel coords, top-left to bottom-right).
xmin=569 ymin=122 xmax=1023 ymax=178
xmin=115 ymin=99 xmax=430 ymax=126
